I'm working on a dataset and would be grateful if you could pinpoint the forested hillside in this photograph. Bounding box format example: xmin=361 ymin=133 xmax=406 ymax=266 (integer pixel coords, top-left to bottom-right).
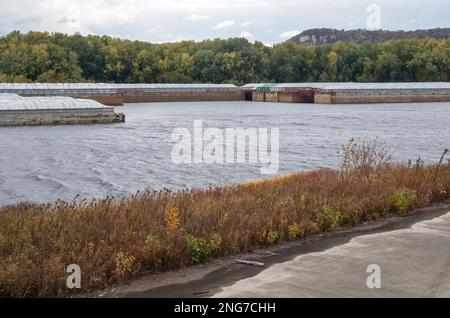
xmin=289 ymin=28 xmax=450 ymax=46
xmin=0 ymin=31 xmax=449 ymax=84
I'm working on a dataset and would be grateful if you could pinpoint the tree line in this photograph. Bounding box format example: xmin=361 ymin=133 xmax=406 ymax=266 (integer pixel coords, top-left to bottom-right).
xmin=0 ymin=31 xmax=449 ymax=84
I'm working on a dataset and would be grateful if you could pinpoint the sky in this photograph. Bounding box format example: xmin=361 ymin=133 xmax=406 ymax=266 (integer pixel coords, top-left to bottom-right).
xmin=0 ymin=0 xmax=449 ymax=45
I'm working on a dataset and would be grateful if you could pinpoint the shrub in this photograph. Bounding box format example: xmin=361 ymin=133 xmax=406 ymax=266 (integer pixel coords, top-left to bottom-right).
xmin=288 ymin=223 xmax=302 ymax=240
xmin=339 ymin=138 xmax=392 ymax=175
xmin=186 ymin=235 xmax=217 ymax=264
xmin=165 ymin=207 xmax=181 ymax=234
xmin=145 ymin=234 xmax=160 ymax=248
xmin=114 ymin=252 xmax=137 ymax=280
xmin=391 ymin=189 xmax=417 ymax=215
xmin=319 ymin=206 xmax=341 ymax=231
xmin=266 ymin=230 xmax=279 ymax=244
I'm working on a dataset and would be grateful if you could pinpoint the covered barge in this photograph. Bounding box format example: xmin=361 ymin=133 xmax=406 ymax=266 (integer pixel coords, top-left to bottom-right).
xmin=245 ymin=82 xmax=450 ymax=104
xmin=313 ymin=83 xmax=450 ymax=104
xmin=0 ymin=94 xmax=124 ymax=126
xmin=0 ymin=83 xmax=244 ymax=106
xmin=1 ymin=82 xmax=449 ymax=106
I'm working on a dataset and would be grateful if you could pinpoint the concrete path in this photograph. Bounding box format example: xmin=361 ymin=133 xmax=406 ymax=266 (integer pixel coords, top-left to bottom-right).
xmin=214 ymin=211 xmax=450 ymax=298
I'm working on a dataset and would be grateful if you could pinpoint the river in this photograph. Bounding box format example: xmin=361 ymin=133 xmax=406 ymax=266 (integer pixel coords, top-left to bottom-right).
xmin=0 ymin=101 xmax=449 ymax=205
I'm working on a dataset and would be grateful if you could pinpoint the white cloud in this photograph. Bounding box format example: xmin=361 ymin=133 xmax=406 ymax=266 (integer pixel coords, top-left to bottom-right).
xmin=34 ymin=0 xmax=140 ymax=33
xmin=240 ymin=31 xmax=253 ymax=39
xmin=186 ymin=14 xmax=211 ymax=21
xmin=0 ymin=0 xmax=449 ymax=45
xmin=212 ymin=20 xmax=235 ymax=30
xmin=278 ymin=29 xmax=300 ymax=39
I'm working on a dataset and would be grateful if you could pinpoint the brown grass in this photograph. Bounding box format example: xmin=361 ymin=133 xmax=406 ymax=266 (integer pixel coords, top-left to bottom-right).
xmin=0 ymin=142 xmax=449 ymax=297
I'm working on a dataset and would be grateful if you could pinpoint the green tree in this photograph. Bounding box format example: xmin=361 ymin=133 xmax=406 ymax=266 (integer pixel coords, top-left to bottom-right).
xmin=0 ymin=31 xmax=448 ymax=84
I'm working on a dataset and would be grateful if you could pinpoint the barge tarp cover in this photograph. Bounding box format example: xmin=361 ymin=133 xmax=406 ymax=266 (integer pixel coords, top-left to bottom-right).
xmin=0 ymin=83 xmax=240 ymax=93
xmin=273 ymin=82 xmax=450 ymax=91
xmin=0 ymin=94 xmax=109 ymax=110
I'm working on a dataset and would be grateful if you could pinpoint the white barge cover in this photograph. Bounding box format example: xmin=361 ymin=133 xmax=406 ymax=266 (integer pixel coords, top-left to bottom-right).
xmin=274 ymin=82 xmax=450 ymax=90
xmin=0 ymin=83 xmax=238 ymax=90
xmin=0 ymin=94 xmax=109 ymax=111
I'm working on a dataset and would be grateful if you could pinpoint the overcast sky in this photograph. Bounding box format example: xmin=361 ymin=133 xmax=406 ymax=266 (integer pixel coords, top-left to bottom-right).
xmin=0 ymin=0 xmax=449 ymax=45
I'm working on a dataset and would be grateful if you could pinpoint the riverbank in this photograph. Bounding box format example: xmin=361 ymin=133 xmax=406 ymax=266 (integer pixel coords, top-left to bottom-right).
xmin=0 ymin=142 xmax=448 ymax=297
xmin=95 ymin=199 xmax=450 ymax=298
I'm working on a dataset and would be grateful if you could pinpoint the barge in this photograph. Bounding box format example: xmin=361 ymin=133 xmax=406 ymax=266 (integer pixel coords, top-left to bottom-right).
xmin=0 ymin=94 xmax=124 ymax=126
xmin=1 ymin=82 xmax=450 ymax=106
xmin=0 ymin=83 xmax=244 ymax=106
xmin=244 ymin=82 xmax=450 ymax=104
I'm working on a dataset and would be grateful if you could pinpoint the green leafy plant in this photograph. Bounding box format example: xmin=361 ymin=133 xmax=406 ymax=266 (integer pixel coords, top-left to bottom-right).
xmin=319 ymin=206 xmax=341 ymax=231
xmin=391 ymin=189 xmax=417 ymax=215
xmin=186 ymin=235 xmax=217 ymax=264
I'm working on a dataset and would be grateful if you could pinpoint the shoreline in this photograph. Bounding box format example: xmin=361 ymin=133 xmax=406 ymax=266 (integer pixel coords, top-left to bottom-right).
xmin=90 ymin=199 xmax=450 ymax=298
xmin=0 ymin=161 xmax=449 ymax=297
